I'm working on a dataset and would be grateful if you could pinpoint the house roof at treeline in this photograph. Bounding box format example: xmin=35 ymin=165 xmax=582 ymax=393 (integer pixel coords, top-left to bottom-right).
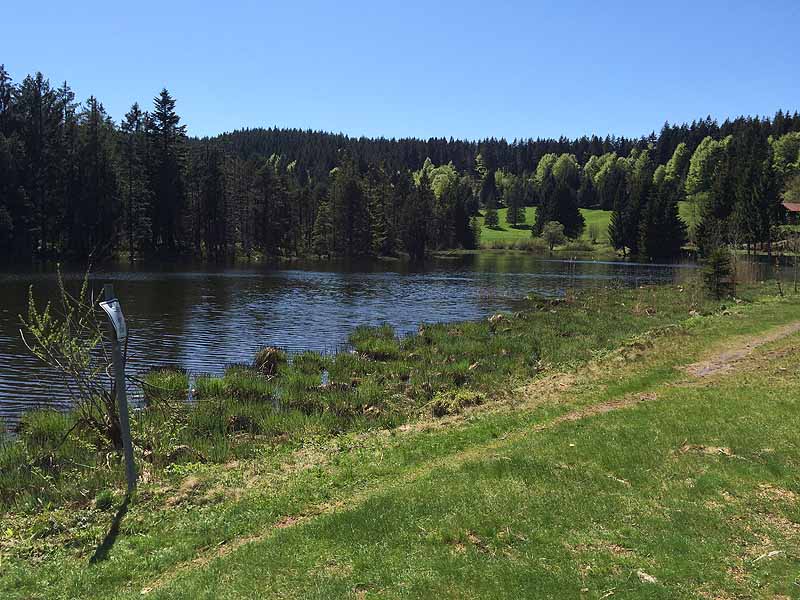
xmin=782 ymin=202 xmax=800 ymax=213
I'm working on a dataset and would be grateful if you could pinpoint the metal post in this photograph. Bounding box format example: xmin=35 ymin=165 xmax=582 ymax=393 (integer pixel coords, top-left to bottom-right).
xmin=103 ymin=284 xmax=137 ymax=493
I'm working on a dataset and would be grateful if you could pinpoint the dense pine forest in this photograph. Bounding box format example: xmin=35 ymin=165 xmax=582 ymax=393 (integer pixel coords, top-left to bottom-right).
xmin=1 ymin=65 xmax=799 ymax=263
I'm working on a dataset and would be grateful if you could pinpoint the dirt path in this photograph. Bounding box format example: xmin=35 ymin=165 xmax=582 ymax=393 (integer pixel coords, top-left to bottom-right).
xmin=684 ymin=321 xmax=800 ymax=378
xmin=140 ymin=320 xmax=800 ymax=596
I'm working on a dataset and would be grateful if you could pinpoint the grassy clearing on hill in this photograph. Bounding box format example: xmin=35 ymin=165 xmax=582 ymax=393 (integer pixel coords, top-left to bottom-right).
xmin=2 ymin=284 xmax=799 ymax=599
xmin=477 ymin=207 xmax=612 ymax=250
xmin=479 ymin=203 xmax=697 ymax=252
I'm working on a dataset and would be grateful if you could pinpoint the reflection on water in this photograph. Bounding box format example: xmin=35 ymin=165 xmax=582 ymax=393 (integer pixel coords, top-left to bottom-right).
xmin=1 ymin=254 xmax=697 ymax=422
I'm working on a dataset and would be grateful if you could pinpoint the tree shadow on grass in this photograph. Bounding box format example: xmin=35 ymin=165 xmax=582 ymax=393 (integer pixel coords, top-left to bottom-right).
xmin=89 ymin=494 xmax=131 ymax=564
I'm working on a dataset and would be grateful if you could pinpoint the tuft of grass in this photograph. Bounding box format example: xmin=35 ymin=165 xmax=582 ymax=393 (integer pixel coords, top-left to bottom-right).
xmin=349 ymin=324 xmax=402 ymax=360
xmin=142 ymin=368 xmax=188 ymax=406
xmin=253 ymin=346 xmax=287 ymax=376
xmin=430 ymin=389 xmax=486 ymax=417
xmin=94 ymin=489 xmax=114 ymax=511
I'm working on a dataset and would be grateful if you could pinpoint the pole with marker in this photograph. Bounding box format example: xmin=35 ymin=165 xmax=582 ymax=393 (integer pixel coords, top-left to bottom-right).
xmin=100 ymin=284 xmax=137 ymax=493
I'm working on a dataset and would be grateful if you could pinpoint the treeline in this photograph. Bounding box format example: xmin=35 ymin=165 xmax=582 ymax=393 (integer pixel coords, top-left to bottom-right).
xmin=1 ymin=64 xmax=799 ymax=263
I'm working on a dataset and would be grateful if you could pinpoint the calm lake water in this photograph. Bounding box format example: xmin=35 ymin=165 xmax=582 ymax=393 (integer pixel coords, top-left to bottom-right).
xmin=0 ymin=254 xmax=697 ymax=423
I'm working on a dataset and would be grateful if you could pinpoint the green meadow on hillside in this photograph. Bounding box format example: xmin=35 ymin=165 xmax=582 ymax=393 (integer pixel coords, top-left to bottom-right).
xmin=478 ymin=202 xmax=697 ymax=250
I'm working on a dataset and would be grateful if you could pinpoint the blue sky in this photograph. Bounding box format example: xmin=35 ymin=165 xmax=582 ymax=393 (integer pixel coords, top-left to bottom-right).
xmin=3 ymin=0 xmax=798 ymax=140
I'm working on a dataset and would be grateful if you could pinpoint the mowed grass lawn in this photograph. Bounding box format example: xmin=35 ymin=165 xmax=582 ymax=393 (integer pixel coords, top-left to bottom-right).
xmin=141 ymin=296 xmax=800 ymax=599
xmin=479 ymin=202 xmax=695 ymax=246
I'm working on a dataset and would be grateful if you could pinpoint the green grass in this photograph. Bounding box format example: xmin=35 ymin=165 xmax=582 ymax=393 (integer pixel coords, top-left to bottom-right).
xmin=478 ymin=207 xmax=612 ymax=249
xmin=151 ymin=336 xmax=800 ymax=599
xmin=0 ymin=281 xmax=731 ymax=515
xmin=478 ymin=204 xmax=698 ymax=251
xmin=1 ymin=287 xmax=798 ymax=598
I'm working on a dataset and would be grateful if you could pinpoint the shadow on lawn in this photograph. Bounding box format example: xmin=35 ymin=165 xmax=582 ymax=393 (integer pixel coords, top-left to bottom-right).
xmin=89 ymin=494 xmax=131 ymax=564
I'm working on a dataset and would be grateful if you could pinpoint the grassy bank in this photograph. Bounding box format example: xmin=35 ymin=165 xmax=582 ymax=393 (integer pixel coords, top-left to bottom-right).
xmin=1 ymin=282 xmax=717 ymax=511
xmin=2 ymin=282 xmax=799 ymax=598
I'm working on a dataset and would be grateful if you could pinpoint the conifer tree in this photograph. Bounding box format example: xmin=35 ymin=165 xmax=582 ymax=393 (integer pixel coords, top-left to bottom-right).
xmin=639 ymin=177 xmax=687 ymax=260
xmin=254 ymin=156 xmax=291 ymax=255
xmin=330 ymin=153 xmax=372 ymax=256
xmin=120 ymin=103 xmax=152 ymax=258
xmin=311 ymin=200 xmax=333 ymax=258
xmin=69 ymin=96 xmax=118 ymax=258
xmin=536 ymin=177 xmax=584 ymax=239
xmin=199 ymin=146 xmax=227 ymax=259
xmin=484 ymin=200 xmax=499 ymax=228
xmin=576 ymin=173 xmax=597 ymax=208
xmin=504 ymin=177 xmax=525 ymax=226
xmin=147 ymin=88 xmax=186 ymax=252
xmin=400 ymin=171 xmax=434 ymax=261
xmin=365 ymin=164 xmax=396 ymax=255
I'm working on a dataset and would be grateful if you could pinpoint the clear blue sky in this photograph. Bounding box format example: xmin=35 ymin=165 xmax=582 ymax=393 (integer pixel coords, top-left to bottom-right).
xmin=3 ymin=0 xmax=798 ymax=140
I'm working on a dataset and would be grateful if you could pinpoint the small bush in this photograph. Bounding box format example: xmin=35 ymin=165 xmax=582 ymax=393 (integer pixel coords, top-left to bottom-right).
xmin=704 ymin=248 xmax=734 ymax=299
xmin=563 ymin=239 xmax=594 ymax=252
xmin=253 ymin=347 xmax=287 ymax=377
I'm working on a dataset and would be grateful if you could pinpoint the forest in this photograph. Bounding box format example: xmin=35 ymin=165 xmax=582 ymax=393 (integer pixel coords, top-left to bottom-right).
xmin=1 ymin=64 xmax=799 ymax=263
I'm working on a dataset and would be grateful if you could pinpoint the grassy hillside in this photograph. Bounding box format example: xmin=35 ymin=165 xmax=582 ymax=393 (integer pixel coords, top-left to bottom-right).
xmin=479 ymin=202 xmax=697 ymax=249
xmin=478 ymin=207 xmax=613 ymax=246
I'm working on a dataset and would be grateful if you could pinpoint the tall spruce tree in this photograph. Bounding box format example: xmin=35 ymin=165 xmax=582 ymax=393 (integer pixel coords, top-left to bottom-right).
xmin=311 ymin=199 xmax=333 ymax=258
xmin=400 ymin=170 xmax=434 ymax=261
xmin=504 ymin=177 xmax=525 ymax=226
xmin=147 ymin=88 xmax=186 ymax=252
xmin=254 ymin=156 xmax=291 ymax=255
xmin=330 ymin=153 xmax=372 ymax=256
xmin=640 ymin=176 xmax=687 ymax=259
xmin=69 ymin=96 xmax=118 ymax=258
xmin=199 ymin=145 xmax=227 ymax=259
xmin=119 ymin=103 xmax=152 ymax=258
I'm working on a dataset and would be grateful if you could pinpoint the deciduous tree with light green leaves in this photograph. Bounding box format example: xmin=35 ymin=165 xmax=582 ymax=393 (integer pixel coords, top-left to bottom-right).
xmin=541 ymin=220 xmax=565 ymax=251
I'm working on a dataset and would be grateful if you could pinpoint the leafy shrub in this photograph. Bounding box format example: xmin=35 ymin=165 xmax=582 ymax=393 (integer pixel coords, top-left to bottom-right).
xmin=563 ymin=239 xmax=594 ymax=252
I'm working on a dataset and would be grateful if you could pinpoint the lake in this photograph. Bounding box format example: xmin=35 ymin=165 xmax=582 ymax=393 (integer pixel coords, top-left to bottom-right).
xmin=0 ymin=253 xmax=697 ymax=423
